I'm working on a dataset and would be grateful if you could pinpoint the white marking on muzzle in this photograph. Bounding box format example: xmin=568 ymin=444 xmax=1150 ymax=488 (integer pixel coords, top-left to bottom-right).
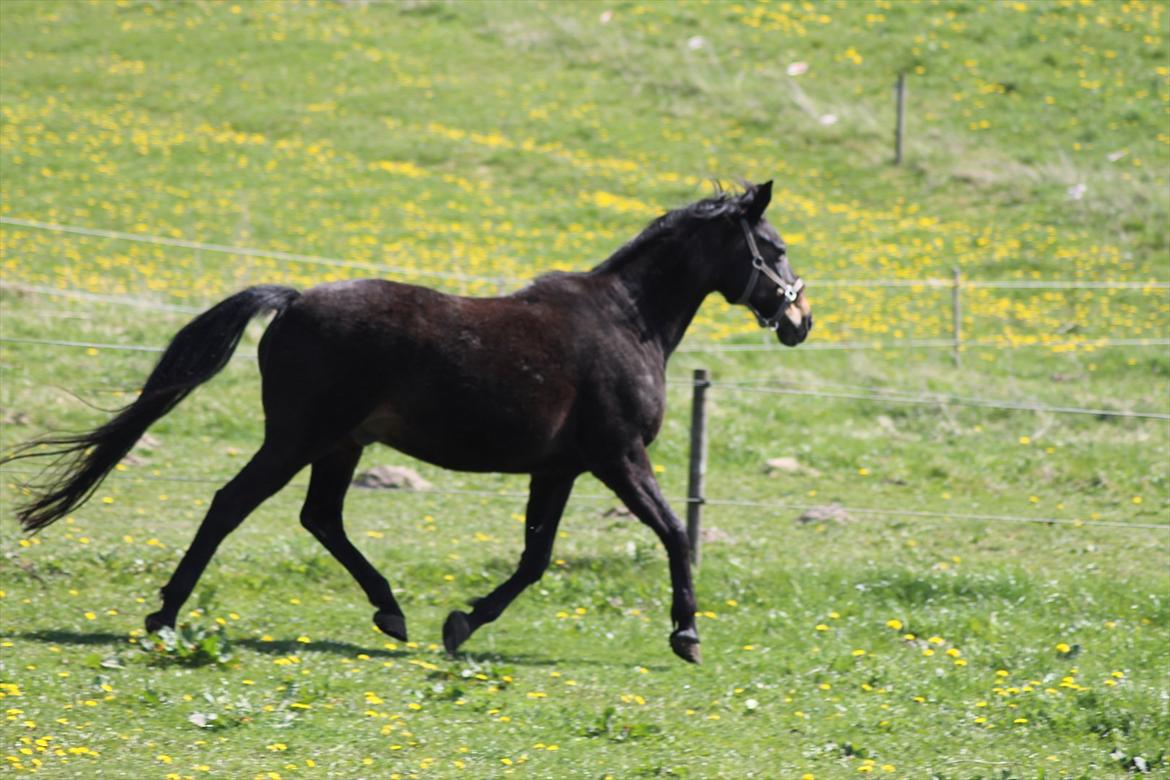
xmin=785 ymin=302 xmax=804 ymax=329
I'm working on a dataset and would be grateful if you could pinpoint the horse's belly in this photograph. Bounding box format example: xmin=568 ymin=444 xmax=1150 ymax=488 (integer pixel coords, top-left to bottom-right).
xmin=351 ymin=398 xmax=574 ymax=473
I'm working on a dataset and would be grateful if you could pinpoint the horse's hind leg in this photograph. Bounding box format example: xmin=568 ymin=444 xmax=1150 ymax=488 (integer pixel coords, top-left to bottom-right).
xmin=300 ymin=442 xmax=407 ymax=641
xmin=145 ymin=442 xmax=303 ymax=632
xmin=443 ymin=472 xmax=576 ymax=655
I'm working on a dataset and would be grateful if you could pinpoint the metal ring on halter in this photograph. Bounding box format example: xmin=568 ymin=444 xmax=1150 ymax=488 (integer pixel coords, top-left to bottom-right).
xmin=782 ymin=276 xmax=804 ymax=302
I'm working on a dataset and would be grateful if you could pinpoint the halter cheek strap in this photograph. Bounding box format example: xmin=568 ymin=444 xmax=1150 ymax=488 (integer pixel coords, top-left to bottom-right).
xmin=735 ymin=220 xmax=804 ymax=329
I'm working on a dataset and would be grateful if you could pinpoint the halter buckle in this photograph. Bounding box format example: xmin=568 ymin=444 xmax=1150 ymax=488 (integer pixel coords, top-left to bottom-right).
xmin=781 ymin=277 xmax=804 ymax=302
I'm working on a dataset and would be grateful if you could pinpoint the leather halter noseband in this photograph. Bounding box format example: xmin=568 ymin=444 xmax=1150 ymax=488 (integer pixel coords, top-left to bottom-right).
xmin=734 ymin=219 xmax=804 ymax=330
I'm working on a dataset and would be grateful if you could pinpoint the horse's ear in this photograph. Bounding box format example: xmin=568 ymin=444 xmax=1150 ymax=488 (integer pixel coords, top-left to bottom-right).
xmin=742 ymin=180 xmax=773 ymax=223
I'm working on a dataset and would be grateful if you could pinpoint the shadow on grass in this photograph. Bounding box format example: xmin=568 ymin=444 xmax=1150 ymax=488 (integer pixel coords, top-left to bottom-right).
xmin=238 ymin=623 xmax=673 ymax=670
xmin=15 ymin=629 xmax=127 ymax=647
xmin=234 ymin=637 xmax=410 ymax=659
xmin=11 ymin=630 xmax=665 ymax=671
xmin=237 ymin=638 xmax=661 ymax=671
xmin=452 ymin=648 xmax=666 ymax=671
xmin=12 ymin=629 xmax=411 ymax=660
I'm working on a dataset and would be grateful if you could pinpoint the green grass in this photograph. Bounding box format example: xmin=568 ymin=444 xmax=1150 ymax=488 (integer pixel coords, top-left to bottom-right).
xmin=1 ymin=1 xmax=1168 ymax=778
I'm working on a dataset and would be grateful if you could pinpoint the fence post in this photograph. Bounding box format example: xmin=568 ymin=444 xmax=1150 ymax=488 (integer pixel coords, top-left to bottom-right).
xmin=894 ymin=72 xmax=907 ymax=165
xmin=952 ymin=267 xmax=962 ymax=367
xmin=686 ymin=368 xmax=710 ymax=566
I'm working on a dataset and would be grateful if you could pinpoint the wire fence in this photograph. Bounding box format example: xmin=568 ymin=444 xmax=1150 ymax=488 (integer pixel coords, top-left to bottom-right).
xmin=0 ymin=282 xmax=203 ymax=314
xmin=4 ymin=215 xmax=1169 ymax=291
xmin=2 ymin=466 xmax=1165 ymax=533
xmin=815 ymin=278 xmax=1170 ymax=290
xmin=0 ymin=216 xmax=508 ymax=287
xmin=4 ymin=218 xmax=1170 ymax=362
xmin=675 ymin=337 xmax=1170 ymax=353
xmin=1 ymin=333 xmax=1167 ymax=420
xmin=0 ymin=336 xmax=167 ymax=354
xmin=683 ymin=379 xmax=1170 ymax=420
xmin=2 ymin=218 xmax=1167 ymax=537
xmin=4 ymin=326 xmax=1169 ymax=359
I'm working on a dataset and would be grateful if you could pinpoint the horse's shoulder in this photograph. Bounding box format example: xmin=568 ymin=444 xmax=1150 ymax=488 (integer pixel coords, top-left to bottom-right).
xmin=509 ymin=272 xmax=594 ymax=306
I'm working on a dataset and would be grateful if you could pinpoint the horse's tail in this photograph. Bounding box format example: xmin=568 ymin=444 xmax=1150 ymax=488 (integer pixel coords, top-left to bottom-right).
xmin=4 ymin=284 xmax=301 ymax=533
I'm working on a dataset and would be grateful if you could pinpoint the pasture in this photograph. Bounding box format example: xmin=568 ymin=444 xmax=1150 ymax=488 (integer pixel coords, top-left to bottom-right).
xmin=1 ymin=1 xmax=1168 ymax=777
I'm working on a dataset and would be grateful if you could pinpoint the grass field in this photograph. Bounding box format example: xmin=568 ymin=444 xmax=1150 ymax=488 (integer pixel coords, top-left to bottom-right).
xmin=1 ymin=1 xmax=1168 ymax=778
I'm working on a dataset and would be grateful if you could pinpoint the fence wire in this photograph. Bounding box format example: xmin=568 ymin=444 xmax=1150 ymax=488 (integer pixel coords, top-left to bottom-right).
xmin=1 ymin=466 xmax=1165 ymax=533
xmin=2 ymin=336 xmax=1167 ymax=420
xmin=0 ymin=282 xmax=201 ymax=314
xmin=4 ymin=215 xmax=1169 ymax=291
xmin=692 ymin=380 xmax=1170 ymax=421
xmin=676 ymin=337 xmax=1170 ymax=353
xmin=0 ymin=216 xmax=507 ymax=287
xmin=5 ymin=333 xmax=1169 ymax=359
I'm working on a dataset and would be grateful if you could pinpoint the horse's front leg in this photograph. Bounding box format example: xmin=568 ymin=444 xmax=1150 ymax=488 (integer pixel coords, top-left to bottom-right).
xmin=592 ymin=448 xmax=700 ymax=663
xmin=443 ymin=472 xmax=576 ymax=655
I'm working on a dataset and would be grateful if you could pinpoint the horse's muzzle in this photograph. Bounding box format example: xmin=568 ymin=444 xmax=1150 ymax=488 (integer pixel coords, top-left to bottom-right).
xmin=776 ymin=296 xmax=812 ymax=347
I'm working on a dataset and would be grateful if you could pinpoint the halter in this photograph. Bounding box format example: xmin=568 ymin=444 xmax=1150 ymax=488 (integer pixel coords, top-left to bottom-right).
xmin=734 ymin=219 xmax=804 ymax=330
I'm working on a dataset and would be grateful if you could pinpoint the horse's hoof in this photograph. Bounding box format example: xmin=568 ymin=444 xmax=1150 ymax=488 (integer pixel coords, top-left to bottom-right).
xmin=374 ymin=610 xmax=408 ymax=642
xmin=670 ymin=627 xmax=701 ymax=664
xmin=144 ymin=611 xmax=172 ymax=634
xmin=443 ymin=610 xmax=472 ymax=656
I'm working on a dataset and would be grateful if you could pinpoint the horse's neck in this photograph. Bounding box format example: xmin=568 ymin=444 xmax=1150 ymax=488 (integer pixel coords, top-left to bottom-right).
xmin=597 ymin=234 xmax=716 ymax=358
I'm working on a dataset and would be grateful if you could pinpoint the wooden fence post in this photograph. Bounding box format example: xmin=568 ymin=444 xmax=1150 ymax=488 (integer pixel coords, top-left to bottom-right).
xmin=952 ymin=267 xmax=962 ymax=367
xmin=686 ymin=368 xmax=710 ymax=566
xmin=894 ymin=72 xmax=907 ymax=165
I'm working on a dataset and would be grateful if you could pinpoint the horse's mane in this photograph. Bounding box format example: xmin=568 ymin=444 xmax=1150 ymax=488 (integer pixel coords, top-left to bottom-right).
xmin=518 ymin=187 xmax=747 ymax=292
xmin=591 ymin=189 xmax=743 ymax=275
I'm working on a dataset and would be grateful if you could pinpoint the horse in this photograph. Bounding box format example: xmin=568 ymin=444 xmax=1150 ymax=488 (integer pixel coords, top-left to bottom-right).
xmin=5 ymin=180 xmax=811 ymax=663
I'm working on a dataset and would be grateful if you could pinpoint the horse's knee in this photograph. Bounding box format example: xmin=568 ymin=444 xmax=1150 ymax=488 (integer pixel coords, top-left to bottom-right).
xmin=516 ymin=553 xmax=551 ymax=586
xmin=656 ymin=517 xmax=690 ymax=553
xmin=299 ymin=508 xmax=335 ymax=538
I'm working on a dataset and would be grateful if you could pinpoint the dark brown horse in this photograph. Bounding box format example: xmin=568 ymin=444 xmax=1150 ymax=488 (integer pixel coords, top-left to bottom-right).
xmin=7 ymin=181 xmax=810 ymax=662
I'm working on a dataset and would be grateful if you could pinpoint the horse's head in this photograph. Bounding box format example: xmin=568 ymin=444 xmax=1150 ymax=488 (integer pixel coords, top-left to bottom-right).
xmin=720 ymin=181 xmax=812 ymax=347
